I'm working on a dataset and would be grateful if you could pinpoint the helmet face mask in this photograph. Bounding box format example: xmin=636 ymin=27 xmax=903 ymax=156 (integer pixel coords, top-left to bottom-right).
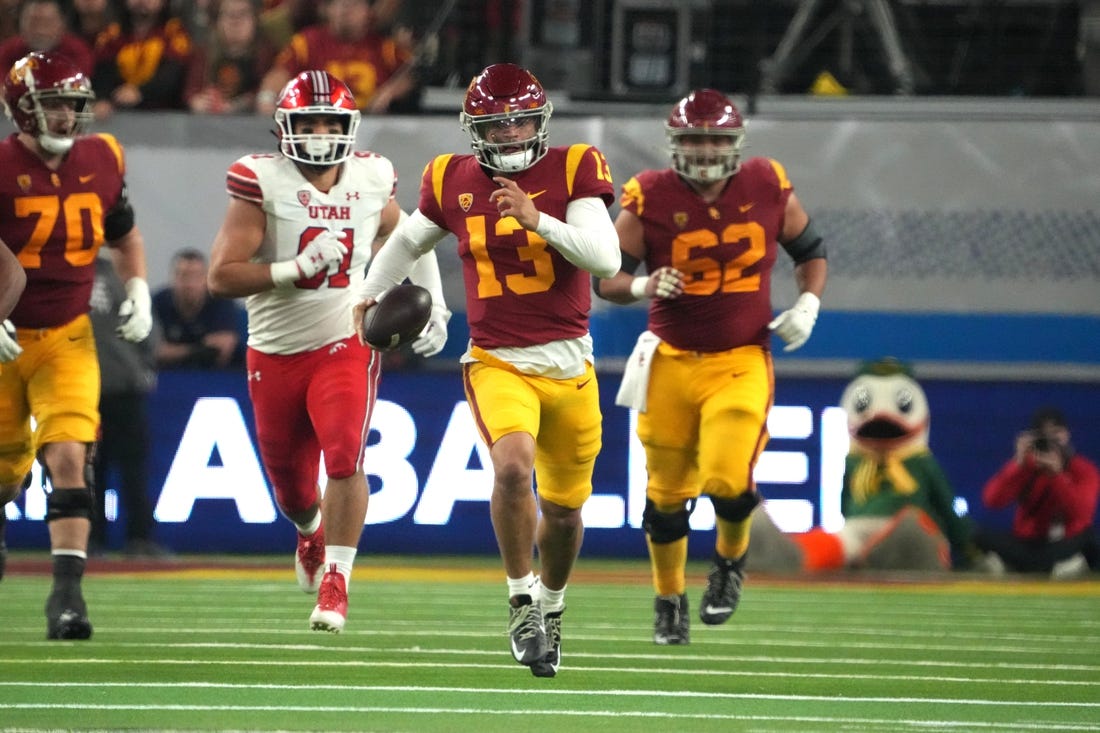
xmin=460 ymin=63 xmax=552 ymax=173
xmin=274 ymin=70 xmax=360 ymax=167
xmin=4 ymin=52 xmax=95 ymax=155
xmin=666 ymin=89 xmax=745 ymax=183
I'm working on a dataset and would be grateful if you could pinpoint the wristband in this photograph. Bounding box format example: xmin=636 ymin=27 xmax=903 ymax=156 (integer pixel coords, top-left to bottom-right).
xmin=629 ymin=276 xmax=649 ymax=300
xmin=270 ymin=260 xmax=300 ymax=286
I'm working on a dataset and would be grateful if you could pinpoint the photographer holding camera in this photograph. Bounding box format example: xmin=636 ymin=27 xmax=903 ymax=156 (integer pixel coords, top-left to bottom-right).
xmin=974 ymin=406 xmax=1099 ymax=578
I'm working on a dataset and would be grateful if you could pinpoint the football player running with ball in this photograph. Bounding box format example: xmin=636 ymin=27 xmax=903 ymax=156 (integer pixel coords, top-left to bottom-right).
xmin=207 ymin=70 xmax=448 ymax=633
xmin=595 ymin=89 xmax=828 ymax=645
xmin=0 ymin=52 xmax=154 ymax=638
xmin=353 ymin=63 xmax=620 ymax=677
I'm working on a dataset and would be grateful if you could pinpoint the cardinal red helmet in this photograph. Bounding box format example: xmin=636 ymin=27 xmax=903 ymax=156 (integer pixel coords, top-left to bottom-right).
xmin=460 ymin=63 xmax=552 ymax=172
xmin=274 ymin=70 xmax=360 ymax=166
xmin=3 ymin=52 xmax=94 ymax=154
xmin=666 ymin=89 xmax=746 ymax=183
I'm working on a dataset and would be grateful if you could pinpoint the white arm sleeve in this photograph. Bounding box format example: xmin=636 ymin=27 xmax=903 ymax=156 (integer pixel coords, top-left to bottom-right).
xmin=359 ymin=209 xmax=448 ymax=301
xmin=408 ymin=248 xmax=447 ymax=312
xmin=534 ymin=197 xmax=621 ymax=278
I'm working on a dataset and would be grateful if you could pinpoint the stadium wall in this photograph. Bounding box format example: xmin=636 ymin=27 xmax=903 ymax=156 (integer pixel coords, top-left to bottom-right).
xmin=106 ymin=105 xmax=1099 ymax=377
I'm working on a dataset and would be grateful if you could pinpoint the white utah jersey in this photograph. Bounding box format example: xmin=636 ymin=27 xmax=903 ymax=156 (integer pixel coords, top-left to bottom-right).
xmin=226 ymin=151 xmax=396 ymax=354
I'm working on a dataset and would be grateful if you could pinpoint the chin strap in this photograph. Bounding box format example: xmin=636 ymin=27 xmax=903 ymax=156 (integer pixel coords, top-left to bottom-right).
xmin=39 ymin=134 xmax=75 ymax=154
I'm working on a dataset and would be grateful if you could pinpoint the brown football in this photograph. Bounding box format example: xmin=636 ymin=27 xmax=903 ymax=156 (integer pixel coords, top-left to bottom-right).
xmin=361 ymin=283 xmax=433 ymax=351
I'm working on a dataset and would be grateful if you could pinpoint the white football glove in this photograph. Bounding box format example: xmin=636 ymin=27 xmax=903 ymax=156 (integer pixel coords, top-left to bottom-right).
xmin=297 ymin=230 xmax=348 ymax=277
xmin=629 ymin=267 xmax=684 ymax=300
xmin=271 ymin=230 xmax=348 ymax=285
xmin=117 ymin=277 xmax=153 ymax=342
xmin=411 ymin=304 xmax=451 ymax=357
xmin=768 ymin=292 xmax=820 ymax=352
xmin=0 ymin=319 xmax=22 ymax=362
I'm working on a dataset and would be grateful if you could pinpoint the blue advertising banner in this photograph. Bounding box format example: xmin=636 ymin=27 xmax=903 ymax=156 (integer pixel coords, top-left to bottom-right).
xmin=5 ymin=369 xmax=1099 ymax=558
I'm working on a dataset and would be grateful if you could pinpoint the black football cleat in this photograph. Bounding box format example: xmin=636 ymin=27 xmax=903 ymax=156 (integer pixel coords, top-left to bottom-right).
xmin=46 ymin=586 xmax=93 ymax=640
xmin=507 ymin=594 xmax=547 ymax=666
xmin=530 ymin=608 xmax=563 ymax=678
xmin=699 ymin=552 xmax=745 ymax=626
xmin=653 ymin=593 xmax=690 ymax=645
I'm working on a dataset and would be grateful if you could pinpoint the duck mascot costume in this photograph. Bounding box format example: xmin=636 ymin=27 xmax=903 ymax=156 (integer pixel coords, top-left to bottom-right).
xmin=749 ymin=358 xmax=973 ymax=572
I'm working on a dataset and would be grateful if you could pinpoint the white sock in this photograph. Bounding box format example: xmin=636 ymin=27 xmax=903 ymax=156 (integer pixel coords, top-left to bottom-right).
xmin=325 ymin=545 xmax=357 ymax=588
xmin=540 ymin=582 xmax=566 ymax=614
xmin=507 ymin=572 xmax=537 ymax=601
xmin=294 ymin=511 xmax=321 ymax=536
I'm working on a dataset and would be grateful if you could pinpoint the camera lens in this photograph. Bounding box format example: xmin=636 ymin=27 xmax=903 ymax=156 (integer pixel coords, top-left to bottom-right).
xmin=1033 ymin=436 xmax=1051 ymax=452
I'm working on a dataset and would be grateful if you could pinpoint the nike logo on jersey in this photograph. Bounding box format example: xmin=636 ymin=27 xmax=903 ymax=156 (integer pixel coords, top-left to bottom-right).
xmin=739 ymin=202 xmax=755 ymax=213
xmin=577 ymin=378 xmax=592 ymax=390
xmin=79 ymin=174 xmax=95 ymax=183
xmin=527 ymin=190 xmax=547 ymax=200
xmin=329 ymin=342 xmax=348 ymax=354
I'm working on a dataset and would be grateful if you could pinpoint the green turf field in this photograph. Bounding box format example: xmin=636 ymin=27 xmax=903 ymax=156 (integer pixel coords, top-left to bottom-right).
xmin=1 ymin=555 xmax=1098 ymax=732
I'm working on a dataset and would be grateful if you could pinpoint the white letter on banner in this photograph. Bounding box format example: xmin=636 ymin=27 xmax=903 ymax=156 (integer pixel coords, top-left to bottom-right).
xmin=154 ymin=397 xmax=277 ymax=523
xmin=820 ymin=406 xmax=849 ymax=532
xmin=364 ymin=400 xmax=420 ymax=524
xmin=413 ymin=402 xmax=494 ymax=525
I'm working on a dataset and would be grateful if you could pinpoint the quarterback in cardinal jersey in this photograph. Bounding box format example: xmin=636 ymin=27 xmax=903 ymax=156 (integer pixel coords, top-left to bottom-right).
xmin=207 ymin=70 xmax=448 ymax=634
xmin=0 ymin=52 xmax=154 ymax=640
xmin=354 ymin=63 xmax=619 ymax=678
xmin=596 ymin=89 xmax=828 ymax=645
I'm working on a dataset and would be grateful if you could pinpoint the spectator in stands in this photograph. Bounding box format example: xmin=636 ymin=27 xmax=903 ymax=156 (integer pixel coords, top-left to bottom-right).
xmin=153 ymin=248 xmax=242 ymax=369
xmin=70 ymin=0 xmax=118 ymax=51
xmin=255 ymin=0 xmax=417 ymax=115
xmin=89 ymin=255 xmax=167 ymax=557
xmin=91 ymin=0 xmax=192 ymax=115
xmin=184 ymin=0 xmax=275 ymax=114
xmin=974 ymin=406 xmax=1100 ymax=578
xmin=171 ymin=0 xmax=213 ymax=45
xmin=257 ymin=0 xmax=316 ymax=50
xmin=0 ymin=0 xmax=94 ymax=76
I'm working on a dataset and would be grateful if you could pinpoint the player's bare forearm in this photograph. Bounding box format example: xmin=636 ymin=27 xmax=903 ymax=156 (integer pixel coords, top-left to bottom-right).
xmin=595 ymin=270 xmax=639 ymax=304
xmin=793 ymin=257 xmax=828 ymax=298
xmin=108 ymin=228 xmax=148 ymax=282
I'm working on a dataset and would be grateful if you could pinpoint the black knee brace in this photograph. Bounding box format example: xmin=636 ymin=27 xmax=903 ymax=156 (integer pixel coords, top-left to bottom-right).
xmin=642 ymin=498 xmax=696 ymax=544
xmin=46 ymin=487 xmax=95 ymax=522
xmin=711 ymin=490 xmax=762 ymax=523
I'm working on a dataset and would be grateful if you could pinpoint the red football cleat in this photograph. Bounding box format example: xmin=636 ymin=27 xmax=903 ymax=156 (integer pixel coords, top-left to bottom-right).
xmin=310 ymin=566 xmax=347 ymax=633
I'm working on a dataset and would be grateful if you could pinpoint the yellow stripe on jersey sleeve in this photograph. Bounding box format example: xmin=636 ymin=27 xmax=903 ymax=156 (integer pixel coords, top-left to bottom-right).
xmin=565 ymin=143 xmax=591 ymax=198
xmin=767 ymin=158 xmax=792 ymax=191
xmin=621 ymin=176 xmax=644 ymax=216
xmin=430 ymin=154 xmax=455 ymax=210
xmin=95 ymin=133 xmax=125 ymax=173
